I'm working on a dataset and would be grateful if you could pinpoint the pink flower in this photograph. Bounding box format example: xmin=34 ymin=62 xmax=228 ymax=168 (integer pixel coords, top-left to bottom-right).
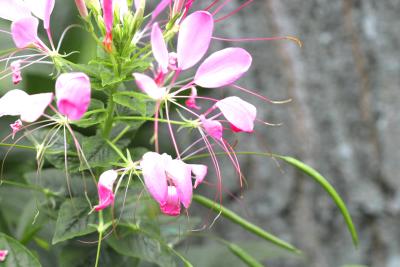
xmin=194 ymin=47 xmax=252 ymax=88
xmin=11 ymin=60 xmax=22 ymax=85
xmin=0 ymin=89 xmax=53 ymax=123
xmin=0 ymin=250 xmax=8 ymax=262
xmin=10 ymin=119 xmax=23 ymax=139
xmin=140 ymin=152 xmax=207 ymax=216
xmin=215 ymin=96 xmax=257 ymax=133
xmin=55 ymin=72 xmax=91 ymax=121
xmin=151 ymin=11 xmax=214 ymax=73
xmin=94 ymin=170 xmax=118 ymax=211
xmin=200 ymin=115 xmax=223 ymax=139
xmin=23 ymin=0 xmax=55 ymax=30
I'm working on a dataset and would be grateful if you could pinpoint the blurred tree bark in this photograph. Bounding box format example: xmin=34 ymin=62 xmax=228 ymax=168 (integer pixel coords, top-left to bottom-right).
xmin=207 ymin=0 xmax=400 ymax=266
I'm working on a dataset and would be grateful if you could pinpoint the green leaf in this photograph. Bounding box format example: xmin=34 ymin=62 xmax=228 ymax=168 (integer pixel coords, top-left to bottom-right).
xmin=107 ymin=225 xmax=192 ymax=267
xmin=192 ymin=194 xmax=301 ymax=255
xmin=52 ymin=198 xmax=97 ymax=244
xmin=113 ymin=91 xmax=155 ymax=117
xmin=0 ymin=232 xmax=42 ymax=267
xmin=228 ymin=243 xmax=264 ymax=267
xmin=277 ymin=155 xmax=359 ymax=247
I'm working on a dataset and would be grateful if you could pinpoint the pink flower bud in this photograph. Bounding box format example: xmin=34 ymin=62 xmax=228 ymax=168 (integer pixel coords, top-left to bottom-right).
xmin=10 ymin=119 xmax=23 ymax=139
xmin=94 ymin=170 xmax=118 ymax=211
xmin=11 ymin=60 xmax=22 ymax=85
xmin=0 ymin=250 xmax=8 ymax=262
xmin=55 ymin=72 xmax=91 ymax=121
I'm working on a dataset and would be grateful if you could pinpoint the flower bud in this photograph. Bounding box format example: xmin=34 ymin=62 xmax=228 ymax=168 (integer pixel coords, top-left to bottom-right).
xmin=55 ymin=72 xmax=91 ymax=121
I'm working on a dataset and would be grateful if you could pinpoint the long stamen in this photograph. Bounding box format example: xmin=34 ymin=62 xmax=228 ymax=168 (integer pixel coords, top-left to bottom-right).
xmin=211 ymin=0 xmax=232 ymax=16
xmin=232 ymin=84 xmax=292 ymax=104
xmin=0 ymin=55 xmax=49 ymax=80
xmin=154 ymin=101 xmax=161 ymax=153
xmin=214 ymin=0 xmax=254 ymax=23
xmin=205 ymin=0 xmax=221 ymax=11
xmin=57 ymin=25 xmax=82 ymax=52
xmin=212 ymin=35 xmax=303 ymax=47
xmin=164 ymin=100 xmax=181 ymax=158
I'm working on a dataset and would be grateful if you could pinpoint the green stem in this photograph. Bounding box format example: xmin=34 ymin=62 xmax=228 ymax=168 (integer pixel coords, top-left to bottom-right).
xmin=115 ymin=116 xmax=188 ymax=126
xmin=102 ymin=92 xmax=116 ymax=139
xmin=94 ymin=211 xmax=104 ymax=267
xmin=192 ymin=194 xmax=301 ymax=255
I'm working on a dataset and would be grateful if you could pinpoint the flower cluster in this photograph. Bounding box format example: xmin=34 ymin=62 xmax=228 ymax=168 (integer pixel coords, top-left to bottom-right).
xmin=0 ymin=0 xmax=276 ymax=219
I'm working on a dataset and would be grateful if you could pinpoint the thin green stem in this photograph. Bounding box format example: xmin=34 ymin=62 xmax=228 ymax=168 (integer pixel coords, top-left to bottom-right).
xmin=102 ymin=91 xmax=116 ymax=139
xmin=114 ymin=116 xmax=188 ymax=126
xmin=94 ymin=211 xmax=104 ymax=267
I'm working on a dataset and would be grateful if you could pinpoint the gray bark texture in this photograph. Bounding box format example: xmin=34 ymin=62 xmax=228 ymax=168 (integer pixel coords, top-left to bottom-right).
xmin=196 ymin=0 xmax=400 ymax=266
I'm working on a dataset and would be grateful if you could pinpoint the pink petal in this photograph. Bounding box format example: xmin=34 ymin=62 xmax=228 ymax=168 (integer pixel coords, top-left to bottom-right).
xmin=177 ymin=11 xmax=213 ymax=70
xmin=0 ymin=0 xmax=30 ymax=21
xmin=194 ymin=47 xmax=252 ymax=88
xmin=94 ymin=170 xmax=118 ymax=211
xmin=215 ymin=96 xmax=256 ymax=133
xmin=165 ymin=159 xmax=193 ymax=209
xmin=55 ymin=72 xmax=91 ymax=121
xmin=20 ymin=92 xmax=53 ymax=122
xmin=140 ymin=152 xmax=169 ymax=206
xmin=0 ymin=89 xmax=29 ymax=117
xmin=0 ymin=250 xmax=8 ymax=262
xmin=151 ymin=0 xmax=170 ymax=20
xmin=24 ymin=0 xmax=55 ymax=30
xmin=160 ymin=186 xmax=181 ymax=216
xmin=11 ymin=16 xmax=40 ymax=49
xmin=133 ymin=73 xmax=166 ymax=100
xmin=151 ymin=23 xmax=169 ymax=73
xmin=101 ymin=0 xmax=113 ymax=33
xmin=200 ymin=115 xmax=223 ymax=139
xmin=190 ymin=164 xmax=208 ymax=188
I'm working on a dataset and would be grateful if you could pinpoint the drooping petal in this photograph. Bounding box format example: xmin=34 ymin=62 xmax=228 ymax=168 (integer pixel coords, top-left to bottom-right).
xmin=165 ymin=159 xmax=193 ymax=209
xmin=194 ymin=47 xmax=252 ymax=88
xmin=140 ymin=152 xmax=169 ymax=206
xmin=24 ymin=0 xmax=55 ymax=30
xmin=94 ymin=170 xmax=118 ymax=211
xmin=177 ymin=11 xmax=213 ymax=70
xmin=133 ymin=73 xmax=166 ymax=100
xmin=190 ymin=164 xmax=208 ymax=189
xmin=20 ymin=92 xmax=53 ymax=122
xmin=55 ymin=72 xmax=91 ymax=121
xmin=0 ymin=0 xmax=30 ymax=21
xmin=0 ymin=89 xmax=50 ymax=123
xmin=0 ymin=89 xmax=29 ymax=117
xmin=0 ymin=250 xmax=8 ymax=262
xmin=215 ymin=96 xmax=257 ymax=133
xmin=151 ymin=23 xmax=169 ymax=73
xmin=11 ymin=16 xmax=40 ymax=49
xmin=200 ymin=115 xmax=223 ymax=139
xmin=160 ymin=186 xmax=181 ymax=216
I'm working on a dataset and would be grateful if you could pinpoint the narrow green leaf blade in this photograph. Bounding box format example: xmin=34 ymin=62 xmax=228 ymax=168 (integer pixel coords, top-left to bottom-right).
xmin=52 ymin=198 xmax=97 ymax=244
xmin=277 ymin=155 xmax=359 ymax=247
xmin=228 ymin=243 xmax=265 ymax=267
xmin=192 ymin=195 xmax=301 ymax=255
xmin=0 ymin=233 xmax=42 ymax=267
